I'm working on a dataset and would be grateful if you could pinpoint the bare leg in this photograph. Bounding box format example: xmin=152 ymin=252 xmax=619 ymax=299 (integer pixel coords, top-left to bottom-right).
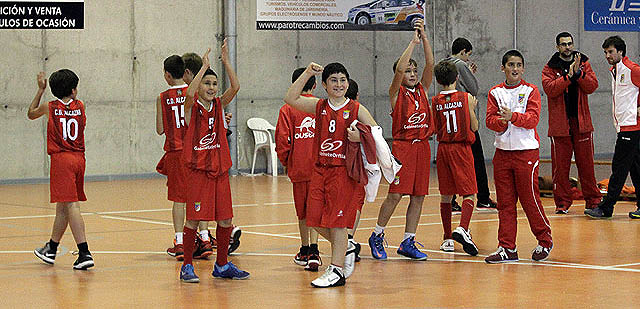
xmin=172 ymin=202 xmax=185 ymax=233
xmin=51 ymin=202 xmax=70 ymax=242
xmin=298 ymin=219 xmax=310 ymax=246
xmin=405 ymin=195 xmax=425 ymax=234
xmin=377 ymin=193 xmax=403 ymax=227
xmin=198 ymin=221 xmax=210 ymax=234
xmin=66 ymin=202 xmax=87 ymax=244
xmin=314 ymin=227 xmax=331 ymax=240
xmin=329 ymin=228 xmax=348 ymax=267
xmin=347 ymin=210 xmax=361 ymax=236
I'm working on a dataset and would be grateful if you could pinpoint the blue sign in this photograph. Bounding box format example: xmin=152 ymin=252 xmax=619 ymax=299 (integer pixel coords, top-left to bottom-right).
xmin=585 ymin=0 xmax=640 ymax=31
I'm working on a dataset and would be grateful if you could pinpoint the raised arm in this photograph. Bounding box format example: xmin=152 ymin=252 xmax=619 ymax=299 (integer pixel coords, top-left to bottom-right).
xmin=389 ymin=31 xmax=420 ymax=110
xmin=27 ymin=72 xmax=49 ymax=120
xmin=415 ymin=19 xmax=433 ymax=89
xmin=468 ymin=94 xmax=479 ymax=132
xmin=155 ymin=95 xmax=164 ymax=135
xmin=185 ymin=48 xmax=210 ymax=111
xmin=219 ymin=39 xmax=240 ymax=107
xmin=284 ymin=62 xmax=321 ymax=114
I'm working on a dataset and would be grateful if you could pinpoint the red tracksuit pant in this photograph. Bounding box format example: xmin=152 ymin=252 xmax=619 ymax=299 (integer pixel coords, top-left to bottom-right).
xmin=493 ymin=149 xmax=553 ymax=250
xmin=550 ymin=118 xmax=601 ymax=209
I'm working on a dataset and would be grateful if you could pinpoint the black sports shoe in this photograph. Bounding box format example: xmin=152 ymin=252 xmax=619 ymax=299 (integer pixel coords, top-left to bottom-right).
xmin=584 ymin=207 xmax=612 ymax=219
xmin=34 ymin=242 xmax=56 ymax=264
xmin=228 ymin=226 xmax=242 ymax=254
xmin=629 ymin=206 xmax=640 ymax=219
xmin=73 ymin=253 xmax=94 ymax=270
xmin=451 ymin=199 xmax=462 ymax=214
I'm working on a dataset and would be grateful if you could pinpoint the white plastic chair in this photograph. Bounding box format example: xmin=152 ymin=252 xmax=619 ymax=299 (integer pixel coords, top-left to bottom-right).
xmin=247 ymin=117 xmax=278 ymax=176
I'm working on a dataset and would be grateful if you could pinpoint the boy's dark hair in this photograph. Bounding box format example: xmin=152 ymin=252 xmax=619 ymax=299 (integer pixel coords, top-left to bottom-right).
xmin=49 ymin=69 xmax=79 ymax=99
xmin=452 ymin=37 xmax=472 ymax=55
xmin=203 ymin=68 xmax=217 ymax=78
xmin=322 ymin=62 xmax=349 ymax=83
xmin=434 ymin=61 xmax=458 ymax=86
xmin=502 ymin=49 xmax=525 ymax=66
xmin=345 ymin=79 xmax=359 ymax=100
xmin=164 ymin=55 xmax=185 ymax=79
xmin=182 ymin=52 xmax=203 ymax=75
xmin=602 ymin=35 xmax=626 ymax=57
xmin=292 ymin=67 xmax=315 ymax=92
xmin=393 ymin=58 xmax=418 ymax=73
xmin=555 ymin=32 xmax=573 ymax=45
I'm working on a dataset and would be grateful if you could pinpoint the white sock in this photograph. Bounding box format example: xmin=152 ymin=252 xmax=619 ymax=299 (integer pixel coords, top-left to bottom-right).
xmin=373 ymin=225 xmax=385 ymax=236
xmin=403 ymin=233 xmax=415 ymax=241
xmin=199 ymin=230 xmax=209 ymax=241
xmin=175 ymin=232 xmax=183 ymax=244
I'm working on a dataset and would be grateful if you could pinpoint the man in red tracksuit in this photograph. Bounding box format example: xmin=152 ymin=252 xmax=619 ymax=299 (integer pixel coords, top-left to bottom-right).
xmin=485 ymin=50 xmax=553 ymax=263
xmin=541 ymin=32 xmax=601 ymax=214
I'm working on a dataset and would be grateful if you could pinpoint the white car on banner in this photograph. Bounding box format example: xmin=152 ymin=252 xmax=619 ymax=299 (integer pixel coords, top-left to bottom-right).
xmin=347 ymin=0 xmax=425 ymax=25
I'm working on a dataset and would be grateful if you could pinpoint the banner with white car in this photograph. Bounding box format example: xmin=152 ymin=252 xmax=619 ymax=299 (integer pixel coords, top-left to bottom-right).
xmin=256 ymin=0 xmax=426 ymax=31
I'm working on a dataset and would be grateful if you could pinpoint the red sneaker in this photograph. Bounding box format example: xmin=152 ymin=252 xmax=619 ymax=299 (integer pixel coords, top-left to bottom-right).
xmin=193 ymin=236 xmax=213 ymax=259
xmin=167 ymin=240 xmax=184 ymax=261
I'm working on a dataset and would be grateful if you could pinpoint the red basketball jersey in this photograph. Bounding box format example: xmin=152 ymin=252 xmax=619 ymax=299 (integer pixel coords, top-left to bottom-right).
xmin=314 ymin=98 xmax=359 ymax=166
xmin=431 ymin=90 xmax=475 ymax=144
xmin=160 ymin=84 xmax=188 ymax=152
xmin=391 ymin=83 xmax=432 ymax=140
xmin=182 ymin=98 xmax=232 ymax=175
xmin=277 ymin=103 xmax=316 ymax=182
xmin=47 ymin=99 xmax=86 ymax=155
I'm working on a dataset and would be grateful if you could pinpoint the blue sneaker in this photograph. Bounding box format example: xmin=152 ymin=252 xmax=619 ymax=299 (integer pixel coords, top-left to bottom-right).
xmin=397 ymin=236 xmax=427 ymax=260
xmin=368 ymin=232 xmax=387 ymax=260
xmin=212 ymin=261 xmax=250 ymax=280
xmin=180 ymin=264 xmax=199 ymax=283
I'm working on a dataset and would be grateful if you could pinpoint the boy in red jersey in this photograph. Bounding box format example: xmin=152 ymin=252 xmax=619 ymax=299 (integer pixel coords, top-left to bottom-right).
xmin=276 ymin=68 xmax=322 ymax=271
xmin=369 ymin=19 xmax=433 ymax=261
xmin=285 ymin=62 xmax=378 ymax=288
xmin=156 ymin=55 xmax=191 ymax=261
xmin=179 ymin=42 xmax=249 ymax=283
xmin=485 ymin=50 xmax=553 ymax=263
xmin=180 ymin=53 xmax=242 ymax=257
xmin=431 ymin=60 xmax=479 ymax=256
xmin=29 ymin=69 xmax=94 ymax=270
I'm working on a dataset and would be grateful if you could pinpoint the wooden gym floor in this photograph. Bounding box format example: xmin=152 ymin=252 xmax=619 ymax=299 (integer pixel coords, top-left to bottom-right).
xmin=1 ymin=163 xmax=639 ymax=308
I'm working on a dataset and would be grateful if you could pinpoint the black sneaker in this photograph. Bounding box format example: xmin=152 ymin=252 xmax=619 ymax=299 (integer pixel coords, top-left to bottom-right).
xmin=350 ymin=240 xmax=361 ymax=262
xmin=34 ymin=242 xmax=56 ymax=264
xmin=476 ymin=199 xmax=498 ymax=212
xmin=73 ymin=253 xmax=94 ymax=270
xmin=629 ymin=207 xmax=640 ymax=219
xmin=228 ymin=226 xmax=242 ymax=254
xmin=451 ymin=199 xmax=462 ymax=214
xmin=584 ymin=207 xmax=612 ymax=219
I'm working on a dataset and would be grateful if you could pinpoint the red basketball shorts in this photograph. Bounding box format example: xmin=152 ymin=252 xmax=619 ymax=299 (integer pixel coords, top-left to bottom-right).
xmin=307 ymin=165 xmax=359 ymax=229
xmin=389 ymin=139 xmax=430 ymax=196
xmin=157 ymin=151 xmax=186 ymax=203
xmin=184 ymin=169 xmax=233 ymax=221
xmin=436 ymin=143 xmax=477 ymax=196
xmin=49 ymin=152 xmax=87 ymax=203
xmin=292 ymin=181 xmax=310 ymax=220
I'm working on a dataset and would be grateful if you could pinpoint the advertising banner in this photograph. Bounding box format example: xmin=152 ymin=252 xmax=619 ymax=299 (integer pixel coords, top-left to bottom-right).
xmin=585 ymin=0 xmax=640 ymax=32
xmin=257 ymin=0 xmax=426 ymax=31
xmin=0 ymin=0 xmax=84 ymax=29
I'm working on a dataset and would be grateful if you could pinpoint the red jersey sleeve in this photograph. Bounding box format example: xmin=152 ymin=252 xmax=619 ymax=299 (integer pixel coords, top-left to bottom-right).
xmin=275 ymin=105 xmax=292 ymax=167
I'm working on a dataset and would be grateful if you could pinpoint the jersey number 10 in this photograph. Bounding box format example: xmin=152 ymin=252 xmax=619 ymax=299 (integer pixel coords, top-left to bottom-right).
xmin=443 ymin=110 xmax=458 ymax=133
xmin=59 ymin=117 xmax=79 ymax=141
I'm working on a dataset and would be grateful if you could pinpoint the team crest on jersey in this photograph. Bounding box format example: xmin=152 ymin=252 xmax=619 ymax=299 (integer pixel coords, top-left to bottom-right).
xmin=177 ymin=89 xmax=182 ymax=96
xmin=322 ymin=109 xmax=327 ymax=115
xmin=518 ymin=93 xmax=525 ymax=105
xmin=621 ymin=73 xmax=625 ymax=83
xmin=343 ymin=110 xmax=350 ymax=119
xmin=195 ymin=202 xmax=201 ymax=212
xmin=445 ymin=96 xmax=451 ymax=102
xmin=393 ymin=175 xmax=400 ymax=185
